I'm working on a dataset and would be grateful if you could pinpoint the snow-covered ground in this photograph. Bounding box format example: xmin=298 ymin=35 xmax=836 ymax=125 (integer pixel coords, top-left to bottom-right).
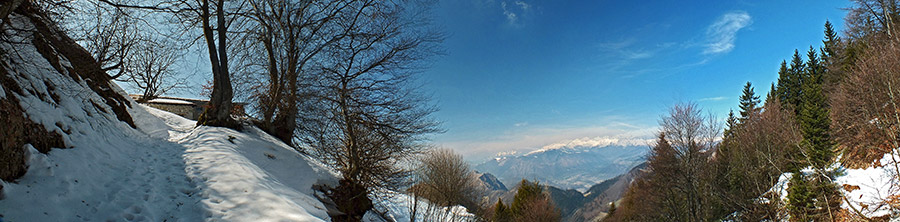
xmin=0 ymin=10 xmax=473 ymax=221
xmin=0 ymin=99 xmax=476 ymax=221
xmin=769 ymin=153 xmax=900 ymax=219
xmin=837 ymin=153 xmax=900 ymax=218
xmin=0 ymin=98 xmax=343 ymax=221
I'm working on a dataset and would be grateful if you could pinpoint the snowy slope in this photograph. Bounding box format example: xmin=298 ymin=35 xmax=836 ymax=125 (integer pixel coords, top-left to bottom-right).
xmin=0 ymin=12 xmax=343 ymax=219
xmin=0 ymin=7 xmax=471 ymax=221
xmin=768 ymin=153 xmax=900 ymax=220
xmin=0 ymin=101 xmax=344 ymax=221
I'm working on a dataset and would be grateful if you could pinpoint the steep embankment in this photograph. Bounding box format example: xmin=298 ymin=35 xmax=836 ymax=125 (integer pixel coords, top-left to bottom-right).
xmin=0 ymin=3 xmax=339 ymax=221
xmin=0 ymin=3 xmax=473 ymax=221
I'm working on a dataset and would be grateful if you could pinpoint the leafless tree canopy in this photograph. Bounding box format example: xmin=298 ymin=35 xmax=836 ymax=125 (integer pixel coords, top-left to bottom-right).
xmin=409 ymin=148 xmax=480 ymax=221
xmin=832 ymin=39 xmax=900 ymax=169
xmin=125 ymin=37 xmax=187 ymax=102
xmin=296 ymin=0 xmax=442 ymax=192
xmin=413 ymin=148 xmax=480 ymax=208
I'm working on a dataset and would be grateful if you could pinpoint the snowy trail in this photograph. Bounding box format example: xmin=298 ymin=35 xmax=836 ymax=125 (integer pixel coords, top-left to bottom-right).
xmin=0 ymin=105 xmax=206 ymax=221
xmin=1 ymin=103 xmax=343 ymax=221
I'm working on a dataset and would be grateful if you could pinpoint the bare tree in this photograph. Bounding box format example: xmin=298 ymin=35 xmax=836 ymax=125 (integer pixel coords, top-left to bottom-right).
xmin=297 ymin=0 xmax=443 ymax=220
xmin=411 ymin=148 xmax=481 ymax=220
xmin=712 ymin=98 xmax=801 ymax=221
xmin=124 ymin=37 xmax=187 ymax=102
xmin=832 ymin=38 xmax=900 ymax=170
xmin=238 ymin=0 xmax=350 ymax=144
xmin=659 ymin=102 xmax=720 ymax=221
xmin=76 ymin=3 xmax=141 ymax=79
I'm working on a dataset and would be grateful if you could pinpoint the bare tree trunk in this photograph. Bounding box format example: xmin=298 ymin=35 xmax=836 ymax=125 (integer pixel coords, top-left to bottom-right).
xmin=197 ymin=0 xmax=236 ymax=128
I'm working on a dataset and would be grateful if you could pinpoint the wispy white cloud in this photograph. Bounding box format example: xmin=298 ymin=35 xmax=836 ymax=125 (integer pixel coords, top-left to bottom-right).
xmin=513 ymin=122 xmax=529 ymax=127
xmin=698 ymin=96 xmax=728 ymax=102
xmin=514 ymin=1 xmax=530 ymax=10
xmin=500 ymin=1 xmax=531 ymax=26
xmin=501 ymin=2 xmax=518 ymax=24
xmin=703 ymin=11 xmax=752 ymax=54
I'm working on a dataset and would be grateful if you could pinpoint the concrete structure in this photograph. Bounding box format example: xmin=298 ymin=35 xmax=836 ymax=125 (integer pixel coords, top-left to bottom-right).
xmin=130 ymin=95 xmax=245 ymax=120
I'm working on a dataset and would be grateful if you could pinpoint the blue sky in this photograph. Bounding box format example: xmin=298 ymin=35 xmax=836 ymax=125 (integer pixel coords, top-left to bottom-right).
xmin=422 ymin=0 xmax=851 ymax=161
xmin=143 ymin=0 xmax=851 ymax=161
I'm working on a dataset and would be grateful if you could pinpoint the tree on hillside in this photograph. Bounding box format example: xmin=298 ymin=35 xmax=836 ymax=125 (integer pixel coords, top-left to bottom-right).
xmin=508 ymin=180 xmax=560 ymax=222
xmin=713 ymin=98 xmax=801 ymax=220
xmin=189 ymin=0 xmax=239 ymax=128
xmin=799 ymin=47 xmax=834 ymax=169
xmin=608 ymin=103 xmax=720 ymax=221
xmin=77 ymin=0 xmax=246 ymax=129
xmin=239 ymin=0 xmax=351 ymax=144
xmin=411 ymin=148 xmax=480 ymax=220
xmin=738 ymin=82 xmax=760 ymax=122
xmin=125 ymin=37 xmax=187 ymax=102
xmin=775 ymin=60 xmax=793 ymax=109
xmin=296 ymin=0 xmax=443 ymax=220
xmin=832 ymin=36 xmax=900 ymax=168
xmin=724 ymin=109 xmax=737 ymax=139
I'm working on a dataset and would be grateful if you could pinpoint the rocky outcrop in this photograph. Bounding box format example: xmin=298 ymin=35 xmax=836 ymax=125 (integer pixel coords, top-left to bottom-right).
xmin=0 ymin=2 xmax=134 ymax=182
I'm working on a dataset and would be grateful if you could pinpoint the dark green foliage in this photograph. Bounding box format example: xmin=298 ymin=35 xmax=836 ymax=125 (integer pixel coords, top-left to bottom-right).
xmin=739 ymin=82 xmax=760 ymax=121
xmin=775 ymin=59 xmax=798 ymax=111
xmin=510 ymin=180 xmax=543 ymax=215
xmin=492 ymin=199 xmax=512 ymax=222
xmin=799 ymin=47 xmax=833 ymax=169
xmin=786 ymin=172 xmax=815 ymax=221
xmin=822 ymin=20 xmax=839 ymax=60
xmin=724 ymin=109 xmax=737 ymax=138
xmin=786 ymin=171 xmax=843 ymax=221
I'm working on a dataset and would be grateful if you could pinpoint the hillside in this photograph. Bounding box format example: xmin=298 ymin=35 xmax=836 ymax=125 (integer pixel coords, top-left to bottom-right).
xmin=0 ymin=4 xmax=469 ymax=221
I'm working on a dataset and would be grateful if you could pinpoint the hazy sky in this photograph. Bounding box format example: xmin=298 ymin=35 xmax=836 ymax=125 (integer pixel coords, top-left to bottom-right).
xmin=422 ymin=0 xmax=850 ymax=161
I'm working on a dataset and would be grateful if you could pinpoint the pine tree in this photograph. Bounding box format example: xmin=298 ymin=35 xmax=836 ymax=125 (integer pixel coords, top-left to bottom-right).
xmin=738 ymin=82 xmax=760 ymax=122
xmin=822 ymin=20 xmax=840 ymax=63
xmin=799 ymin=47 xmax=833 ymax=168
xmin=787 ymin=50 xmax=806 ymax=113
xmin=724 ymin=109 xmax=737 ymax=138
xmin=492 ymin=199 xmax=512 ymax=222
xmin=511 ymin=179 xmax=543 ymax=215
xmin=787 ymin=172 xmax=815 ymax=221
xmin=775 ymin=60 xmax=793 ymax=109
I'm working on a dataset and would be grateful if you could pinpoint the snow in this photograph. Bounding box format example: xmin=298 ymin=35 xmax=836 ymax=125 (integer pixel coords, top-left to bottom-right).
xmin=147 ymin=98 xmax=195 ymax=105
xmin=0 ymin=100 xmax=343 ymax=221
xmin=0 ymin=11 xmax=342 ymax=221
xmin=364 ymin=191 xmax=476 ymax=222
xmin=768 ymin=153 xmax=900 ymax=219
xmin=837 ymin=153 xmax=900 ymax=218
xmin=0 ymin=10 xmax=471 ymax=221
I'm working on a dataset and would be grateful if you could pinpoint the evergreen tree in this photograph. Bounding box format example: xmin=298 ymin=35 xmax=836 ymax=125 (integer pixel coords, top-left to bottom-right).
xmin=787 ymin=47 xmax=841 ymax=221
xmin=738 ymin=82 xmax=760 ymax=121
xmin=492 ymin=199 xmax=512 ymax=222
xmin=786 ymin=172 xmax=815 ymax=221
xmin=510 ymin=180 xmax=543 ymax=215
xmin=724 ymin=109 xmax=737 ymax=138
xmin=822 ymin=20 xmax=839 ymax=60
xmin=775 ymin=60 xmax=793 ymax=109
xmin=766 ymin=83 xmax=776 ymax=105
xmin=787 ymin=50 xmax=806 ymax=112
xmin=799 ymin=47 xmax=833 ymax=168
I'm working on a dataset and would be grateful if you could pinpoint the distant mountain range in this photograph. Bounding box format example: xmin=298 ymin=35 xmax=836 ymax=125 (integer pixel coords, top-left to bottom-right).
xmin=474 ymin=144 xmax=648 ymax=191
xmin=475 ymin=163 xmax=648 ymax=222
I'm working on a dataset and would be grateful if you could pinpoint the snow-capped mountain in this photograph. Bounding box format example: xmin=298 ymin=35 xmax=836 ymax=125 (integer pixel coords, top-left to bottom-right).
xmin=474 ymin=140 xmax=648 ymax=192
